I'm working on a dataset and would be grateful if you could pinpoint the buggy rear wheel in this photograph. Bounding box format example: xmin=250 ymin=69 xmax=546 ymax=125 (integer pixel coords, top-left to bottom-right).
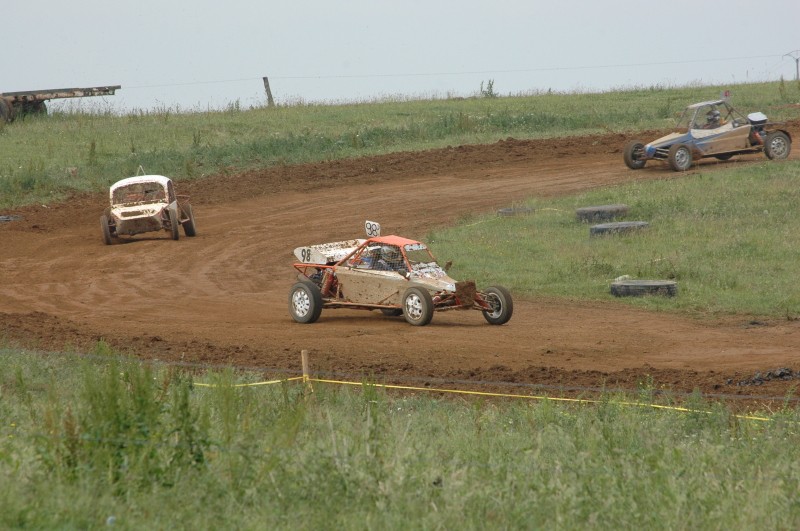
xmin=667 ymin=144 xmax=692 ymax=171
xmin=482 ymin=286 xmax=513 ymax=325
xmin=289 ymin=280 xmax=323 ymax=323
xmin=764 ymin=131 xmax=791 ymax=160
xmin=623 ymin=141 xmax=647 ymax=169
xmin=402 ymin=287 xmax=433 ymax=326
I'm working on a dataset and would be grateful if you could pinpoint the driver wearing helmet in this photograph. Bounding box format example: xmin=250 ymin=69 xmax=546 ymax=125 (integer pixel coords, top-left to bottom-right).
xmin=374 ymin=245 xmax=402 ymax=271
xmin=355 ymin=247 xmax=378 ymax=268
xmin=703 ymin=109 xmax=721 ymax=129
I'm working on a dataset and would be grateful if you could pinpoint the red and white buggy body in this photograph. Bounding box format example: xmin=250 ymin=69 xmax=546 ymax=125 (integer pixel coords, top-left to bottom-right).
xmin=288 ymin=225 xmax=513 ymax=326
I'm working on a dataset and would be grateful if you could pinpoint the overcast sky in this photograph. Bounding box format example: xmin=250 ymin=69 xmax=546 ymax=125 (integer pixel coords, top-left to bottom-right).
xmin=6 ymin=0 xmax=800 ymax=112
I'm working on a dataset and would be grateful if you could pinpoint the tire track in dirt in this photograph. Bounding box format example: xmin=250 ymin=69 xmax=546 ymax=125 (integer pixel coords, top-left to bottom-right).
xmin=2 ymin=129 xmax=800 ymax=401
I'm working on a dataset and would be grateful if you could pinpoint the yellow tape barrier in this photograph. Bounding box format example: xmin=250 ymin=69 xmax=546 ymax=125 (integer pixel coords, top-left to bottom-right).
xmin=313 ymin=378 xmax=772 ymax=422
xmin=194 ymin=376 xmax=304 ymax=388
xmin=194 ymin=375 xmax=772 ymax=422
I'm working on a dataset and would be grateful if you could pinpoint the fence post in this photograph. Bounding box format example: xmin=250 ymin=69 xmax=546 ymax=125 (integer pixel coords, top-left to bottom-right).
xmin=301 ymin=349 xmax=313 ymax=396
xmin=262 ymin=76 xmax=275 ymax=107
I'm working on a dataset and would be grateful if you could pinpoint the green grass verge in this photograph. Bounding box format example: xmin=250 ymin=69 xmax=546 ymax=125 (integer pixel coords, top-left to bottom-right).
xmin=2 ymin=348 xmax=799 ymax=529
xmin=428 ymin=160 xmax=800 ymax=318
xmin=2 ymin=80 xmax=799 ymax=209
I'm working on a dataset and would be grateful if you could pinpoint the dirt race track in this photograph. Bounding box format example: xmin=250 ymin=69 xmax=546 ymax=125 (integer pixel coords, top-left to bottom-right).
xmin=3 ymin=125 xmax=800 ymax=407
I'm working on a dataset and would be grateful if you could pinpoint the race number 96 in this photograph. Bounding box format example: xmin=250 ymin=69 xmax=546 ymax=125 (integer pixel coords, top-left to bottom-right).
xmin=365 ymin=220 xmax=381 ymax=237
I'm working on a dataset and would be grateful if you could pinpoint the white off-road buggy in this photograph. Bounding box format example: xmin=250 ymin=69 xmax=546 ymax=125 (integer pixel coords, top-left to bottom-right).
xmin=101 ymin=175 xmax=196 ymax=244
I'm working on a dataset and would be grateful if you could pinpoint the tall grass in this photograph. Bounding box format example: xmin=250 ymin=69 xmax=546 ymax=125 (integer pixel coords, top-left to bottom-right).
xmin=2 ymin=348 xmax=799 ymax=529
xmin=2 ymin=81 xmax=799 ymax=209
xmin=429 ymin=160 xmax=800 ymax=318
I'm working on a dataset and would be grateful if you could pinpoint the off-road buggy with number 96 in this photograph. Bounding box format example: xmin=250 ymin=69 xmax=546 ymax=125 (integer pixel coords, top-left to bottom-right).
xmin=288 ymin=222 xmax=514 ymax=326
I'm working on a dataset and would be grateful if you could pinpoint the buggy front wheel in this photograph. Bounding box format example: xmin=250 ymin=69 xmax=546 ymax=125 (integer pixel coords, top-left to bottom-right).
xmin=623 ymin=141 xmax=647 ymax=170
xmin=100 ymin=215 xmax=113 ymax=245
xmin=402 ymin=287 xmax=433 ymax=326
xmin=481 ymin=286 xmax=513 ymax=325
xmin=289 ymin=280 xmax=323 ymax=323
xmin=168 ymin=209 xmax=180 ymax=240
xmin=182 ymin=204 xmax=197 ymax=236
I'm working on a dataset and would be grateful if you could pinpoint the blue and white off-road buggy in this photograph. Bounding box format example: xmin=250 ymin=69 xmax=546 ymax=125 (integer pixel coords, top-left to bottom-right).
xmin=624 ymin=99 xmax=791 ymax=171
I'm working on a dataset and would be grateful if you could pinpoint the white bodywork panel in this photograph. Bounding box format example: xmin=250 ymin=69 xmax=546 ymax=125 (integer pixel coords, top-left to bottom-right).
xmin=294 ymin=239 xmax=366 ymax=264
xmin=690 ymin=121 xmax=734 ymax=139
xmin=409 ymin=262 xmax=456 ymax=292
xmin=109 ymin=175 xmax=171 ymax=203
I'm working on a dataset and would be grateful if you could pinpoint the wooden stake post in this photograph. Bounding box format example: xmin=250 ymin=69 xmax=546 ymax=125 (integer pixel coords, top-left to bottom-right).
xmin=262 ymin=77 xmax=275 ymax=107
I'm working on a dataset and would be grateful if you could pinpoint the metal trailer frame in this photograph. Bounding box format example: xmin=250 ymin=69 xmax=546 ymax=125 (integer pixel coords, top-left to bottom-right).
xmin=0 ymin=85 xmax=121 ymax=122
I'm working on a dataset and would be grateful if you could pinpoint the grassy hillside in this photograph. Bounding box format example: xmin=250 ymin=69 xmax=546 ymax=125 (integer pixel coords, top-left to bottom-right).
xmin=1 ymin=80 xmax=799 ymax=209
